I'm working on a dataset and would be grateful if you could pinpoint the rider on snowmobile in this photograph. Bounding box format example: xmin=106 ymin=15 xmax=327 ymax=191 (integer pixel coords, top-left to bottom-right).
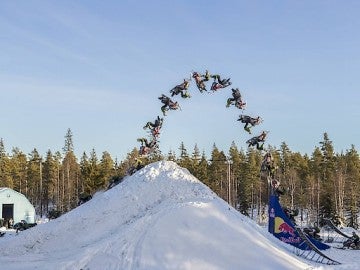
xmin=238 ymin=115 xmax=262 ymax=134
xmin=158 ymin=94 xmax=180 ymax=116
xmin=170 ymin=79 xmax=191 ymax=98
xmin=246 ymin=131 xmax=268 ymax=150
xmin=226 ymin=88 xmax=246 ymax=109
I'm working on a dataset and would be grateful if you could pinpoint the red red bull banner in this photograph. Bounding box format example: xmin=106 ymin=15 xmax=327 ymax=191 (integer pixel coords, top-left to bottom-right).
xmin=268 ymin=195 xmax=330 ymax=250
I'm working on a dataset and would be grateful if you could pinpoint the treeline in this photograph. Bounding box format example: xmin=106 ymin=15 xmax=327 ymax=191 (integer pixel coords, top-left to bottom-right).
xmin=0 ymin=129 xmax=359 ymax=228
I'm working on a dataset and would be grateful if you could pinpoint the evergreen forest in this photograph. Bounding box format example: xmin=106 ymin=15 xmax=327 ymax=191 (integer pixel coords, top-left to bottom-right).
xmin=0 ymin=129 xmax=359 ymax=229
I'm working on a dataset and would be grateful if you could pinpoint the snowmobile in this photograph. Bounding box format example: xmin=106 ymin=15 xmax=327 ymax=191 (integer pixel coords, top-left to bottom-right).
xmin=139 ymin=145 xmax=158 ymax=156
xmin=246 ymin=137 xmax=257 ymax=145
xmin=143 ymin=116 xmax=163 ymax=131
xmin=107 ymin=175 xmax=125 ymax=190
xmin=226 ymin=98 xmax=246 ymax=109
xmin=246 ymin=131 xmax=268 ymax=147
xmin=192 ymin=72 xmax=207 ymax=92
xmin=303 ymin=227 xmax=322 ymax=241
xmin=126 ymin=163 xmax=145 ymax=176
xmin=159 ymin=95 xmax=181 ymax=116
xmin=210 ymin=79 xmax=231 ymax=92
xmin=342 ymin=238 xmax=360 ymax=250
xmin=13 ymin=220 xmax=37 ymax=232
xmin=78 ymin=193 xmax=92 ymax=206
xmin=170 ymin=80 xmax=190 ymax=98
xmin=151 ymin=126 xmax=161 ymax=138
xmin=234 ymin=100 xmax=246 ymax=110
xmin=137 ymin=137 xmax=158 ymax=156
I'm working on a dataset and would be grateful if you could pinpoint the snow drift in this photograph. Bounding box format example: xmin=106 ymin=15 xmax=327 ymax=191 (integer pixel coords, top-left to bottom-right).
xmin=0 ymin=161 xmax=310 ymax=270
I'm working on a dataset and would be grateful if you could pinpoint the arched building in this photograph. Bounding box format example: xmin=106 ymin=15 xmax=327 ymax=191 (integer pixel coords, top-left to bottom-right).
xmin=0 ymin=188 xmax=36 ymax=226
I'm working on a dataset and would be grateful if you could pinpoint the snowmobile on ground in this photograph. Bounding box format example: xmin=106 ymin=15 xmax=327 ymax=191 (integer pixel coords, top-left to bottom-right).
xmin=342 ymin=238 xmax=360 ymax=249
xmin=303 ymin=226 xmax=322 ymax=241
xmin=78 ymin=193 xmax=92 ymax=206
xmin=13 ymin=220 xmax=37 ymax=232
xmin=342 ymin=232 xmax=360 ymax=249
xmin=107 ymin=175 xmax=125 ymax=190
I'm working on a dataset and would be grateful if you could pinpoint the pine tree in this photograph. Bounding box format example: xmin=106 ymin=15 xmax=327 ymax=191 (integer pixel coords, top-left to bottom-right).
xmin=309 ymin=147 xmax=323 ymax=224
xmin=319 ymin=132 xmax=336 ymax=223
xmin=26 ymin=148 xmax=42 ymax=211
xmin=63 ymin=128 xmax=74 ymax=153
xmin=10 ymin=147 xmax=27 ymax=192
xmin=0 ymin=138 xmax=12 ymax=187
xmin=177 ymin=142 xmax=191 ymax=169
xmin=61 ymin=128 xmax=79 ymax=211
xmin=52 ymin=151 xmax=62 ymax=212
xmin=62 ymin=151 xmax=79 ymax=211
xmin=42 ymin=150 xmax=59 ymax=214
xmin=344 ymin=145 xmax=360 ymax=228
xmin=166 ymin=150 xmax=176 ymax=162
xmin=80 ymin=152 xmax=91 ymax=194
xmin=240 ymin=148 xmax=261 ymax=217
xmin=335 ymin=152 xmax=347 ymax=225
xmin=228 ymin=141 xmax=245 ymax=209
xmin=208 ymin=144 xmax=227 ymax=200
xmin=99 ymin=151 xmax=115 ymax=190
xmin=88 ymin=149 xmax=101 ymax=193
xmin=188 ymin=144 xmax=201 ymax=176
xmin=195 ymin=151 xmax=209 ymax=185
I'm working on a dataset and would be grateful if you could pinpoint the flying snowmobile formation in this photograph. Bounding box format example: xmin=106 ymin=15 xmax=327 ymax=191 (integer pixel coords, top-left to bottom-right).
xmin=138 ymin=69 xmax=267 ymax=157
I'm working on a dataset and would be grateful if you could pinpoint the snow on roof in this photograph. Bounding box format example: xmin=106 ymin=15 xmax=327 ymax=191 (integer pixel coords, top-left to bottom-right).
xmin=0 ymin=187 xmax=27 ymax=199
xmin=0 ymin=161 xmax=311 ymax=269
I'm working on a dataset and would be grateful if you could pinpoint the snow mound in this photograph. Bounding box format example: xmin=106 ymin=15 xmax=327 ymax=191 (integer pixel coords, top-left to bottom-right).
xmin=0 ymin=161 xmax=310 ymax=270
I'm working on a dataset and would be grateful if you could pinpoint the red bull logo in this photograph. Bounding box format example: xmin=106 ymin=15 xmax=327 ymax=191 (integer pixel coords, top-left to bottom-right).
xmin=274 ymin=217 xmax=301 ymax=244
xmin=278 ymin=222 xmax=295 ymax=236
xmin=275 ymin=217 xmax=295 ymax=236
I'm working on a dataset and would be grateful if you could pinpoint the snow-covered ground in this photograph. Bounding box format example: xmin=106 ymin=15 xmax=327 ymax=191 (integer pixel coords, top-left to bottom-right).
xmin=0 ymin=161 xmax=358 ymax=270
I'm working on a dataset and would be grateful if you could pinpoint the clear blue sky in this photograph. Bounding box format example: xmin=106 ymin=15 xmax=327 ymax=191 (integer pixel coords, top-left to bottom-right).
xmin=1 ymin=1 xmax=360 ymax=160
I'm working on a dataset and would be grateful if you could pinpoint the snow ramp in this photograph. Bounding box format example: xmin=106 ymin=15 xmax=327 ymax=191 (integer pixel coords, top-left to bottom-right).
xmin=0 ymin=161 xmax=311 ymax=270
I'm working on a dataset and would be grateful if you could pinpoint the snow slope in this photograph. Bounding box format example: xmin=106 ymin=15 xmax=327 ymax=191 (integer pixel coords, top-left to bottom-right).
xmin=0 ymin=161 xmax=356 ymax=270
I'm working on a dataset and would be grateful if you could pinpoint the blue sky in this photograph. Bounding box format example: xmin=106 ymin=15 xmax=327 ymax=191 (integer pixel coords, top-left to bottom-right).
xmin=1 ymin=1 xmax=360 ymax=160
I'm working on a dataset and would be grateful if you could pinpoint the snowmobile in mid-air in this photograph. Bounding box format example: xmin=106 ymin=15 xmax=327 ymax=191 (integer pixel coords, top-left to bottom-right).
xmin=192 ymin=72 xmax=207 ymax=92
xmin=210 ymin=74 xmax=232 ymax=92
xmin=170 ymin=79 xmax=191 ymax=98
xmin=137 ymin=137 xmax=159 ymax=156
xmin=210 ymin=79 xmax=231 ymax=92
xmin=246 ymin=131 xmax=268 ymax=150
